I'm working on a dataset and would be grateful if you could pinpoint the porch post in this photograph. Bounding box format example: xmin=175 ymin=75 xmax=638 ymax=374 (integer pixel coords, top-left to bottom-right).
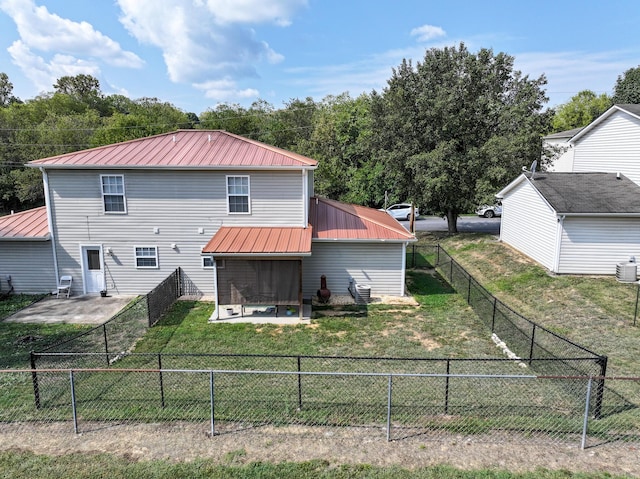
xmin=298 ymin=258 xmax=303 ymax=319
xmin=210 ymin=257 xmax=220 ymax=321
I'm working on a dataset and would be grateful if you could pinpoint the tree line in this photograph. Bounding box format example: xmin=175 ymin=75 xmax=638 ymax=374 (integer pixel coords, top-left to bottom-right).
xmin=2 ymin=43 xmax=639 ymax=232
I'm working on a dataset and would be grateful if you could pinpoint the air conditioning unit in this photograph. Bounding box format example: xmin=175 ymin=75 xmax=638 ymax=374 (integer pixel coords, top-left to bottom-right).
xmin=616 ymin=262 xmax=637 ymax=283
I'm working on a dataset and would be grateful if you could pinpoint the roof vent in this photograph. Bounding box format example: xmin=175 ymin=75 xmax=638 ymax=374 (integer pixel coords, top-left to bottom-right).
xmin=617 ymin=172 xmax=621 ymax=180
xmin=172 ymin=135 xmax=176 ymax=143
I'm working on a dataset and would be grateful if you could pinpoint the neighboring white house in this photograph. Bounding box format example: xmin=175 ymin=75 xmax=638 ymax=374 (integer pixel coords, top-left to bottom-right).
xmin=543 ymin=127 xmax=582 ymax=172
xmin=499 ymin=104 xmax=640 ymax=276
xmin=1 ymin=130 xmax=415 ymax=315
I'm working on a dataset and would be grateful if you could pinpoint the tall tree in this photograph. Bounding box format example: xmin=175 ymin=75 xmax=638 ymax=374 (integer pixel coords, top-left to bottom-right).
xmin=0 ymin=72 xmax=20 ymax=107
xmin=371 ymin=43 xmax=551 ymax=233
xmin=552 ymin=90 xmax=612 ymax=131
xmin=612 ymin=66 xmax=640 ymax=104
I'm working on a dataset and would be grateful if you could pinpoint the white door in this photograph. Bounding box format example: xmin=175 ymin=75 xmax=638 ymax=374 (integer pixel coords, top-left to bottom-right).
xmin=82 ymin=246 xmax=104 ymax=293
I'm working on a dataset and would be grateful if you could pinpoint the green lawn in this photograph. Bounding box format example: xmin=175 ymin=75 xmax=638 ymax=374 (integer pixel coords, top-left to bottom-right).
xmin=0 ymin=452 xmax=625 ymax=479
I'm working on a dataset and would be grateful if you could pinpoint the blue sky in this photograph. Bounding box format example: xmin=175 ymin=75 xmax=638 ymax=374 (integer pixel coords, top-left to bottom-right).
xmin=0 ymin=0 xmax=638 ymax=115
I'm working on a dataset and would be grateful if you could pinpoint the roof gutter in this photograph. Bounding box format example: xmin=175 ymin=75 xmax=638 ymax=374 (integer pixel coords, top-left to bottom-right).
xmin=27 ymin=164 xmax=318 ymax=171
xmin=0 ymin=236 xmax=50 ymax=242
xmin=40 ymin=167 xmax=60 ymax=284
xmin=312 ymin=238 xmax=417 ymax=243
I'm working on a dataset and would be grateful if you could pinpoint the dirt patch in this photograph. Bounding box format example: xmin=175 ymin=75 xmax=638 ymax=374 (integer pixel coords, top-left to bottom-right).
xmin=1 ymin=423 xmax=638 ymax=476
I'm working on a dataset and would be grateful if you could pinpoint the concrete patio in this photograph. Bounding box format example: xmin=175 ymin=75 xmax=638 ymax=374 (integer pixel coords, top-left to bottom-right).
xmin=3 ymin=294 xmax=136 ymax=325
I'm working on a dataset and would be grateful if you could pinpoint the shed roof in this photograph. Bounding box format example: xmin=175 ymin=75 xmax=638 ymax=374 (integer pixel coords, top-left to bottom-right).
xmin=0 ymin=206 xmax=49 ymax=240
xmin=310 ymin=197 xmax=416 ymax=241
xmin=522 ymin=172 xmax=640 ymax=215
xmin=202 ymin=226 xmax=312 ymax=256
xmin=202 ymin=197 xmax=415 ymax=255
xmin=28 ymin=130 xmax=318 ymax=170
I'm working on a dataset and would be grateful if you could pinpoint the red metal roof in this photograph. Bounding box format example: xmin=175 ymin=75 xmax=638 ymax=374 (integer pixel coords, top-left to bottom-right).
xmin=203 ymin=226 xmax=312 ymax=256
xmin=0 ymin=206 xmax=49 ymax=240
xmin=28 ymin=130 xmax=318 ymax=169
xmin=310 ymin=197 xmax=416 ymax=242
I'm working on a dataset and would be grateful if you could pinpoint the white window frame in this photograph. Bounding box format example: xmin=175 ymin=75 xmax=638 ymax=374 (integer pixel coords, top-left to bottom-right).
xmin=202 ymin=256 xmax=214 ymax=269
xmin=134 ymin=246 xmax=158 ymax=269
xmin=101 ymin=174 xmax=127 ymax=214
xmin=226 ymin=175 xmax=250 ymax=214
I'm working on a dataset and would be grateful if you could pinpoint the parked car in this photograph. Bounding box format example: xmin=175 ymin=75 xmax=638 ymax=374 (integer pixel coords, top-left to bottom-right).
xmin=383 ymin=203 xmax=420 ymax=221
xmin=476 ymin=203 xmax=502 ymax=218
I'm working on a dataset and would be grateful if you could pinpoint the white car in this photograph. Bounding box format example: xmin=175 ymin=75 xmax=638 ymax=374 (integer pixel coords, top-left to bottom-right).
xmin=384 ymin=203 xmax=420 ymax=221
xmin=476 ymin=203 xmax=502 ymax=218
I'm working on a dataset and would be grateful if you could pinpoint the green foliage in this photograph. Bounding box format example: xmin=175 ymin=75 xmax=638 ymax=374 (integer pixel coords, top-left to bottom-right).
xmin=612 ymin=65 xmax=640 ymax=104
xmin=551 ymin=90 xmax=612 ymax=131
xmin=371 ymin=43 xmax=552 ymax=232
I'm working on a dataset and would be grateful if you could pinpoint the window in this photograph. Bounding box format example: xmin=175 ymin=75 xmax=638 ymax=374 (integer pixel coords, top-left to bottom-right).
xmin=226 ymin=176 xmax=250 ymax=213
xmin=135 ymin=246 xmax=158 ymax=268
xmin=101 ymin=175 xmax=126 ymax=213
xmin=202 ymin=257 xmax=224 ymax=269
xmin=202 ymin=256 xmax=214 ymax=269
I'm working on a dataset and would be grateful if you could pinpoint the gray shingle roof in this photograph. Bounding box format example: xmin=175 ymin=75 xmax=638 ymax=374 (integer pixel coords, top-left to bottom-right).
xmin=543 ymin=127 xmax=583 ymax=140
xmin=527 ymin=172 xmax=640 ymax=214
xmin=617 ymin=104 xmax=640 ymax=117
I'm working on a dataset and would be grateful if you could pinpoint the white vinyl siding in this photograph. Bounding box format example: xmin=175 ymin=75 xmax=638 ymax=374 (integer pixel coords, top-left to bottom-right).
xmin=558 ymin=217 xmax=640 ymax=274
xmin=572 ymin=110 xmax=640 ymax=186
xmin=47 ymin=169 xmax=306 ymax=295
xmin=0 ymin=241 xmax=56 ymax=294
xmin=101 ymin=174 xmax=126 ymax=213
xmin=303 ymin=242 xmax=406 ymax=298
xmin=500 ymin=180 xmax=558 ymax=271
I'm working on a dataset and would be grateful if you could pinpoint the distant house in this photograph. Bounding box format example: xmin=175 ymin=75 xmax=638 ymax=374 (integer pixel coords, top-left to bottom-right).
xmin=543 ymin=127 xmax=582 ymax=172
xmin=1 ymin=130 xmax=415 ymax=317
xmin=499 ymin=104 xmax=640 ymax=276
xmin=497 ymin=172 xmax=640 ymax=274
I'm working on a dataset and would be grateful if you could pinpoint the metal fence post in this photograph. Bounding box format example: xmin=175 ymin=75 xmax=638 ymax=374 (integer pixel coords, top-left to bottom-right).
xmin=209 ymin=371 xmax=216 ymax=437
xmin=158 ymin=354 xmax=165 ymax=408
xmin=297 ymin=356 xmax=303 ymax=410
xmin=444 ymin=360 xmax=450 ymax=414
xmin=70 ymin=370 xmax=78 ymax=434
xmin=386 ymin=375 xmax=393 ymax=442
xmin=491 ymin=298 xmax=497 ymax=333
xmin=436 ymin=244 xmax=440 ymax=267
xmin=103 ymin=324 xmax=109 ymax=366
xmin=528 ymin=324 xmax=536 ymax=365
xmin=467 ymin=275 xmax=472 ymax=304
xmin=29 ymin=351 xmax=40 ymax=409
xmin=581 ymin=377 xmax=593 ymax=450
xmin=594 ymin=356 xmax=608 ymax=419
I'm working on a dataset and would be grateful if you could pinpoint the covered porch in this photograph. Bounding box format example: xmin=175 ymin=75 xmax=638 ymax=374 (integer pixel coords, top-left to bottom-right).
xmin=202 ymin=225 xmax=312 ymax=322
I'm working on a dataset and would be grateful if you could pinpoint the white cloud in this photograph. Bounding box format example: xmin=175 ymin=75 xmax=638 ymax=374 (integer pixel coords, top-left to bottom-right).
xmin=0 ymin=0 xmax=143 ymax=66
xmin=116 ymin=0 xmax=304 ymax=102
xmin=193 ymin=78 xmax=259 ymax=102
xmin=0 ymin=0 xmax=143 ymax=93
xmin=410 ymin=24 xmax=446 ymax=42
xmin=514 ymin=50 xmax=632 ymax=106
xmin=7 ymin=40 xmax=101 ymax=93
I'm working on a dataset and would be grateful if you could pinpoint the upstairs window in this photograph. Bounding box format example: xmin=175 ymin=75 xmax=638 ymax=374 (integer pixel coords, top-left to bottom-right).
xmin=101 ymin=175 xmax=126 ymax=213
xmin=226 ymin=175 xmax=250 ymax=214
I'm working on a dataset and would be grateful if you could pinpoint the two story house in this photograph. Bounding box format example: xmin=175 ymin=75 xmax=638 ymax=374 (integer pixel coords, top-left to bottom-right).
xmin=1 ymin=130 xmax=415 ymax=317
xmin=497 ymin=104 xmax=640 ymax=275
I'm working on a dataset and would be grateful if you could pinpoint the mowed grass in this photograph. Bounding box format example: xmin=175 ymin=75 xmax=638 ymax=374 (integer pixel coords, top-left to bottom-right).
xmin=0 ymin=451 xmax=625 ymax=479
xmin=132 ymin=270 xmax=499 ymax=360
xmin=432 ymin=233 xmax=640 ymax=377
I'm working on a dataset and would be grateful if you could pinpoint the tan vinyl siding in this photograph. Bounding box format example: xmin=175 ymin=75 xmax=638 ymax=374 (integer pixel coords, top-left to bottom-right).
xmin=0 ymin=241 xmax=56 ymax=294
xmin=500 ymin=181 xmax=557 ymax=271
xmin=573 ymin=111 xmax=640 ymax=185
xmin=48 ymin=168 xmax=305 ymax=295
xmin=303 ymin=242 xmax=405 ymax=299
xmin=558 ymin=217 xmax=640 ymax=274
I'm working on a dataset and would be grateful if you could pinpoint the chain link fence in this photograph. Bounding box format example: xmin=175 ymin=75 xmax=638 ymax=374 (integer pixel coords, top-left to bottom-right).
xmin=1 ymin=368 xmax=638 ymax=448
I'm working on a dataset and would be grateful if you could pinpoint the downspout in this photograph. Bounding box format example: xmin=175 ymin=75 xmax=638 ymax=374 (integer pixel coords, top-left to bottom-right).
xmin=210 ymin=257 xmax=219 ymax=321
xmin=41 ymin=167 xmax=60 ymax=286
xmin=553 ymin=215 xmax=565 ymax=273
xmin=400 ymin=242 xmax=407 ymax=296
xmin=302 ymin=169 xmax=308 ymax=227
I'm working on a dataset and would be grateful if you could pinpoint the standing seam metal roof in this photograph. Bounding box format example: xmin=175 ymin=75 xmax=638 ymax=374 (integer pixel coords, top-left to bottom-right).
xmin=28 ymin=130 xmax=318 ymax=169
xmin=0 ymin=206 xmax=49 ymax=239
